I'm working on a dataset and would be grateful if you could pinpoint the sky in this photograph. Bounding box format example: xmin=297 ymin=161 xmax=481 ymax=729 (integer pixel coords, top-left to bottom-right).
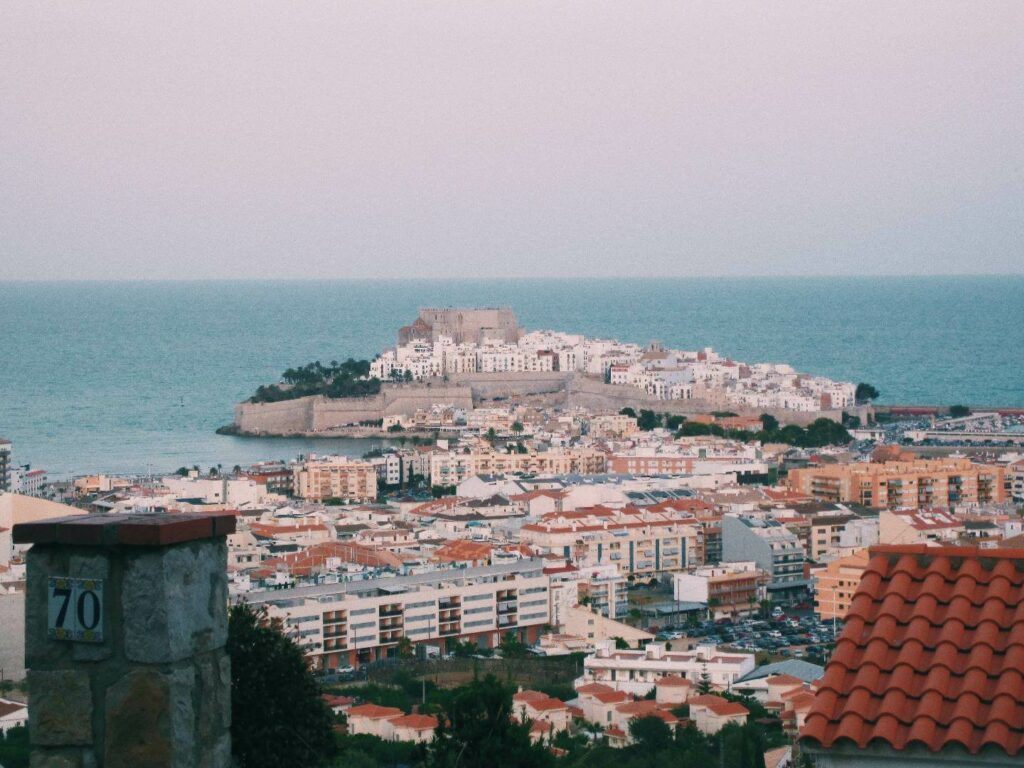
xmin=1 ymin=2 xmax=1022 ymax=280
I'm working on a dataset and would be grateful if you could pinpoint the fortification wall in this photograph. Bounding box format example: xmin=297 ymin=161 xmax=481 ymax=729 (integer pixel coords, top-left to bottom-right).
xmin=566 ymin=376 xmax=843 ymax=426
xmin=233 ymin=373 xmax=845 ymax=434
xmin=380 ymin=384 xmax=474 ymax=415
xmin=233 ymin=383 xmax=476 ymax=433
xmin=444 ymin=371 xmax=575 ymax=400
xmin=234 ymin=396 xmax=317 ymax=434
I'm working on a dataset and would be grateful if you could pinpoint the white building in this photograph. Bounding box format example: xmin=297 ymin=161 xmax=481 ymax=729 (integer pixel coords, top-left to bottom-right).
xmin=577 ymin=640 xmax=755 ymax=696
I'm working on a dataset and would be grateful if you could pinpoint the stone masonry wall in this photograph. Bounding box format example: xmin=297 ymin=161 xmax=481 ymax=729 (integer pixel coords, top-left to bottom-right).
xmin=233 ymin=372 xmax=844 ymax=434
xmin=17 ymin=514 xmax=233 ymax=768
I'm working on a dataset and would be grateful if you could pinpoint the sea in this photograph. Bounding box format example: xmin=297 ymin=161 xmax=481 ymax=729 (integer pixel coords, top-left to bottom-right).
xmin=1 ymin=276 xmax=1021 ymax=479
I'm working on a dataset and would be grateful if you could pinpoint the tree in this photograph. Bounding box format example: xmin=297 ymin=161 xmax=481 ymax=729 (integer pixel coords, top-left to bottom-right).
xmin=612 ymin=636 xmax=630 ymax=650
xmin=629 ymin=715 xmax=673 ymax=753
xmin=665 ymin=414 xmax=686 ymax=430
xmin=511 ymin=421 xmax=524 ymax=434
xmin=227 ymin=603 xmax=334 ymax=768
xmin=175 ymin=466 xmax=189 ymax=476
xmin=949 ymin=404 xmax=971 ymax=418
xmin=697 ymin=661 xmax=712 ymax=694
xmin=855 ymin=383 xmax=880 ymax=403
xmin=619 ymin=407 xmax=637 ymax=418
xmin=0 ymin=724 xmax=29 ymax=768
xmin=428 ymin=676 xmax=552 ymax=768
xmin=396 ymin=636 xmax=414 ymax=659
xmin=499 ymin=631 xmax=528 ymax=659
xmin=486 ymin=427 xmax=498 ymax=443
xmin=759 ymin=413 xmax=779 ymax=433
xmin=637 ymin=409 xmax=660 ymax=431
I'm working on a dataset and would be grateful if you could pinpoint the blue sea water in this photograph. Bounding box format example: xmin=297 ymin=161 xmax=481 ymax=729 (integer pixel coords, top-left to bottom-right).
xmin=0 ymin=277 xmax=1021 ymax=478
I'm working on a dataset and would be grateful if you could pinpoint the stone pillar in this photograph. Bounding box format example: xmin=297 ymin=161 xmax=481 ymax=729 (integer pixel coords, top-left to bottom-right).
xmin=13 ymin=512 xmax=235 ymax=768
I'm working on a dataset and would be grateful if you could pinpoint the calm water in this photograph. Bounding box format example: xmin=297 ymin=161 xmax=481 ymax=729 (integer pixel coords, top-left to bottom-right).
xmin=1 ymin=277 xmax=1021 ymax=478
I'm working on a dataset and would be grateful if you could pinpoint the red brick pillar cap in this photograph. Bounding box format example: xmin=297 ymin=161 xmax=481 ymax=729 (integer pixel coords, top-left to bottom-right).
xmin=13 ymin=512 xmax=236 ymax=547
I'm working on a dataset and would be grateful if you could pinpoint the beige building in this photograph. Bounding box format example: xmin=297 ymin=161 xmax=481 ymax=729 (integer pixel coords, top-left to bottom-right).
xmin=347 ymin=705 xmax=438 ymax=743
xmin=787 ymin=458 xmax=1005 ymax=509
xmin=672 ymin=562 xmax=768 ymax=620
xmin=687 ymin=694 xmax=750 ymax=734
xmin=429 ymin=448 xmax=607 ymax=487
xmin=293 ymin=457 xmax=377 ymax=502
xmin=562 ymin=605 xmax=653 ymax=648
xmin=878 ymin=509 xmax=964 ymax=545
xmin=811 ymin=549 xmax=870 ymax=621
xmin=399 ymin=307 xmax=521 ymax=345
xmin=588 ymin=414 xmax=639 ymax=439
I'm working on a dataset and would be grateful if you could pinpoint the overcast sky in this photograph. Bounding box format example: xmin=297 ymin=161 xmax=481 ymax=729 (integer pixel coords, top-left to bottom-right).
xmin=1 ymin=2 xmax=1021 ymax=280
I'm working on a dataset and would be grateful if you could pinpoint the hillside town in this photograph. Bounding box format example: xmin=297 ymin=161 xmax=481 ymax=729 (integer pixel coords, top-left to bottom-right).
xmin=4 ymin=312 xmax=1024 ymax=768
xmin=4 ymin=372 xmax=1024 ymax=765
xmin=370 ymin=308 xmax=857 ymax=412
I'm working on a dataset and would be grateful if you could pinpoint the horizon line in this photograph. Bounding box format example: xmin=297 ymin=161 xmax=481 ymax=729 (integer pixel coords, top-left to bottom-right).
xmin=2 ymin=272 xmax=1023 ymax=285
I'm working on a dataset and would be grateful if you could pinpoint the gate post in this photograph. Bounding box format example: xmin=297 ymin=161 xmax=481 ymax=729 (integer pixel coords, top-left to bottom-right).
xmin=14 ymin=512 xmax=235 ymax=768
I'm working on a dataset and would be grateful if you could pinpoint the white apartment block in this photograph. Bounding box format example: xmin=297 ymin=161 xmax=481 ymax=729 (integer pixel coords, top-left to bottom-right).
xmin=520 ymin=507 xmax=701 ymax=578
xmin=247 ymin=560 xmax=551 ymax=669
xmin=578 ymin=640 xmax=756 ymax=696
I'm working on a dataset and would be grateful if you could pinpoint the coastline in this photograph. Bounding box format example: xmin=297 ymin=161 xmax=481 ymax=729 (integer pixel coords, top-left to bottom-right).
xmin=217 ymin=424 xmax=439 ymax=440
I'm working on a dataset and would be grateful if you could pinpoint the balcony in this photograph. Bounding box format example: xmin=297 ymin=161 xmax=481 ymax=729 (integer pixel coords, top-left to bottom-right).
xmin=497 ymin=614 xmax=517 ymax=627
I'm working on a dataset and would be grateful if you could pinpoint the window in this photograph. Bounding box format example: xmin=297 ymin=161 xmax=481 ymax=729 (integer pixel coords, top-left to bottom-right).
xmin=464 ymin=593 xmax=493 ymax=602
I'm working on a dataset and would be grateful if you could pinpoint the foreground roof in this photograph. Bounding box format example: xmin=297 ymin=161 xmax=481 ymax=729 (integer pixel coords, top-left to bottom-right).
xmin=801 ymin=545 xmax=1024 ymax=756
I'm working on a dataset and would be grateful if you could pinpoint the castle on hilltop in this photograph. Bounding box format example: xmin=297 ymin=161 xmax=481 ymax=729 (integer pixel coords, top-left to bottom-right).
xmin=398 ymin=307 xmax=522 ymax=346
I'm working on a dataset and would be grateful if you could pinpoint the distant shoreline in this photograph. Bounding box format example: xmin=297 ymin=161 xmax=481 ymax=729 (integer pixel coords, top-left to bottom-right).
xmin=217 ymin=424 xmax=437 ymax=440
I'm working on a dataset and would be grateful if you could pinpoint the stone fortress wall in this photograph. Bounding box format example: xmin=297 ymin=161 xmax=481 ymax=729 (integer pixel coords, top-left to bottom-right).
xmin=233 ymin=372 xmax=847 ymax=434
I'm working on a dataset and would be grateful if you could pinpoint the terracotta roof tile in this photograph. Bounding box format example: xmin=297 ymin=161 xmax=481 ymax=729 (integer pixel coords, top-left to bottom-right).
xmin=801 ymin=545 xmax=1024 ymax=757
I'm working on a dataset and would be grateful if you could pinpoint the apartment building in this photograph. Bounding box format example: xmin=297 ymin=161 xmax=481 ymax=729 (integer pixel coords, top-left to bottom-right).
xmin=878 ymin=509 xmax=964 ymax=545
xmin=0 ymin=439 xmax=10 ymax=492
xmin=588 ymin=414 xmax=639 ymax=439
xmin=292 ymin=457 xmax=378 ymax=502
xmin=1004 ymin=458 xmax=1024 ymax=502
xmin=811 ymin=549 xmax=870 ymax=621
xmin=249 ymin=560 xmax=551 ymax=669
xmin=607 ymin=442 xmax=768 ymax=478
xmin=672 ymin=562 xmax=768 ymax=620
xmin=429 ymin=448 xmax=607 ymax=487
xmin=721 ymin=514 xmax=808 ymax=604
xmin=520 ymin=506 xmax=701 ymax=579
xmin=577 ymin=640 xmax=755 ymax=696
xmin=787 ymin=458 xmax=1006 ymax=509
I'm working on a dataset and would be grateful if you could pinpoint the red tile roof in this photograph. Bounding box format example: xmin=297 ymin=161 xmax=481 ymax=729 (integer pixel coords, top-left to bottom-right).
xmin=389 ymin=714 xmax=438 ymax=730
xmin=347 ymin=704 xmax=404 ymax=720
xmin=687 ymin=694 xmax=749 ymax=717
xmin=801 ymin=545 xmax=1024 ymax=757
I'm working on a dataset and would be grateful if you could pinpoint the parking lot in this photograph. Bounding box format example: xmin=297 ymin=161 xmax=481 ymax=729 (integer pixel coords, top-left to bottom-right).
xmin=655 ymin=610 xmax=838 ymax=663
